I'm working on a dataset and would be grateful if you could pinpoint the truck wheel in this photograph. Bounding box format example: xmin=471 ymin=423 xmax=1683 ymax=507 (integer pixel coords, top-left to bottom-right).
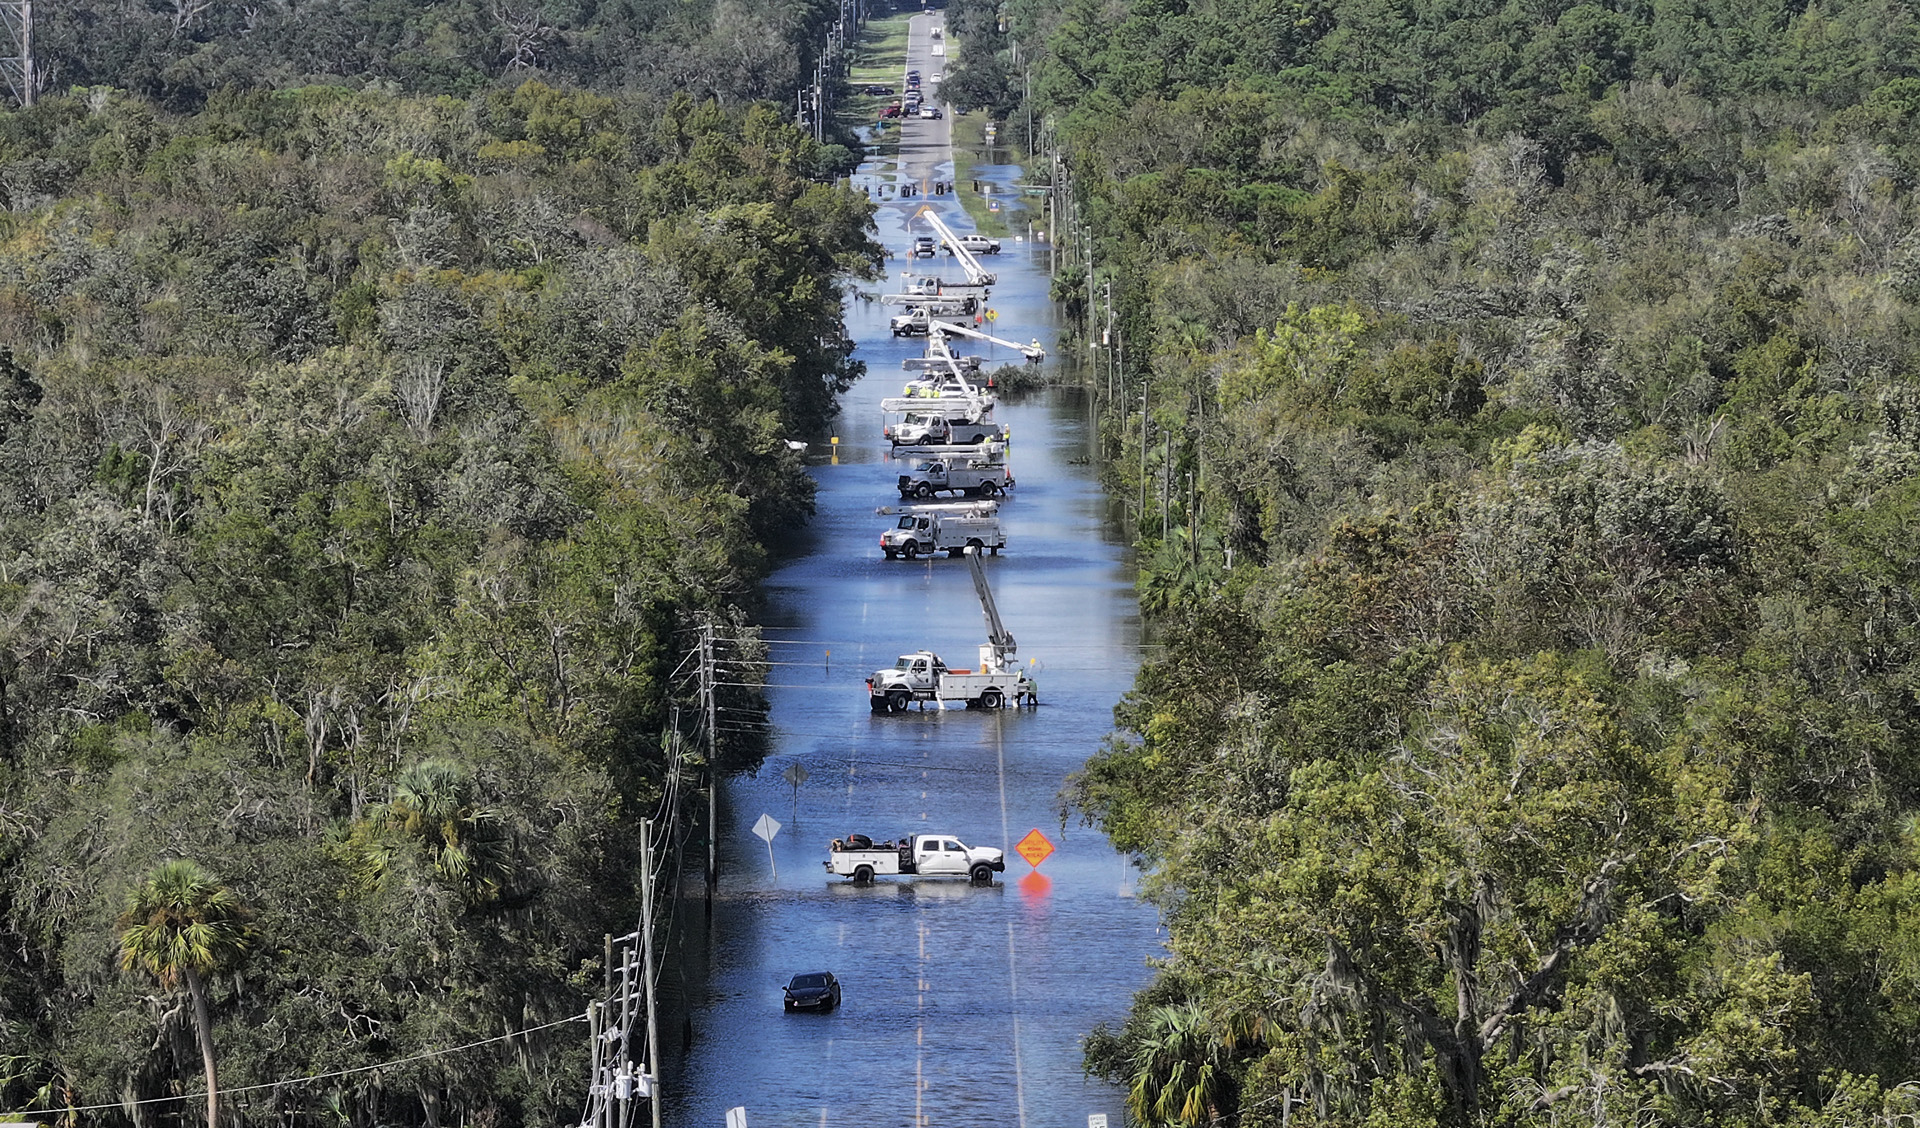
xmin=981 ymin=482 xmax=1000 ymax=497
xmin=902 ymin=541 xmax=919 ymax=560
xmin=914 ymin=483 xmax=934 ymax=498
xmin=965 ymin=433 xmax=984 ymax=444
xmin=854 ymin=865 xmax=875 ymax=883
xmin=970 ymin=863 xmax=994 ymax=884
xmin=966 ymin=538 xmax=984 ymax=553
xmin=979 ymin=688 xmax=1002 ymax=710
xmin=887 ymin=690 xmax=910 ymax=713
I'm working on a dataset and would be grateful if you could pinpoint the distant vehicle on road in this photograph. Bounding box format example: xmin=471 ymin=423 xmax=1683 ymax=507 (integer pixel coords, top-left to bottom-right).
xmin=864 ymin=84 xmax=894 ymax=94
xmin=880 ymin=104 xmax=901 ymax=119
xmin=783 ymin=972 xmax=841 ymax=1012
xmin=945 ymin=233 xmax=998 ymax=254
xmin=919 ymin=106 xmax=937 ymax=119
xmin=910 ymin=236 xmax=937 ymax=258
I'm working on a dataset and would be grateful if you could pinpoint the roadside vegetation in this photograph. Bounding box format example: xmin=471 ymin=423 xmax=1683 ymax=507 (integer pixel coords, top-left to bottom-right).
xmin=0 ymin=80 xmax=880 ymax=1125
xmin=951 ymin=0 xmax=1920 ymax=1124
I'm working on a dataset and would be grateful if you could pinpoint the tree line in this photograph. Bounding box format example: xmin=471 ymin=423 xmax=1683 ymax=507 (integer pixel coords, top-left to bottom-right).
xmin=0 ymin=80 xmax=879 ymax=1126
xmin=949 ymin=0 xmax=1920 ymax=1124
xmin=22 ymin=0 xmax=845 ymax=110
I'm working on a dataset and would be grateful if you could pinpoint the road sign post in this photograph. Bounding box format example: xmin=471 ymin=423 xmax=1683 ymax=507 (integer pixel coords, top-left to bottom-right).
xmin=781 ymin=763 xmax=809 ymax=824
xmin=752 ymin=813 xmax=782 ymax=879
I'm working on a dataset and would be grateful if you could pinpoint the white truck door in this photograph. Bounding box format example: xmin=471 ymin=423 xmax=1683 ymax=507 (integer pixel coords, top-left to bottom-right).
xmin=911 ymin=657 xmax=933 ymax=688
xmin=917 ymin=838 xmax=968 ymax=875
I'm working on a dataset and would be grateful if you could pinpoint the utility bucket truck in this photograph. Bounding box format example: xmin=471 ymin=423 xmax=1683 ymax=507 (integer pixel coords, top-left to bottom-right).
xmin=898 ymin=455 xmax=1013 ymax=499
xmin=867 ymin=548 xmax=1035 ymax=711
xmin=882 ymin=292 xmax=976 ymax=317
xmin=887 ymin=411 xmax=1007 ymax=448
xmin=877 ymin=501 xmax=1004 ymax=559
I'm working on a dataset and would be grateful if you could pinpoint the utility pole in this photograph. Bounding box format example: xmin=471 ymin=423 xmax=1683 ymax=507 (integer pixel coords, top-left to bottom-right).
xmin=1140 ymin=383 xmax=1150 ymax=524
xmin=1048 ymin=150 xmax=1058 ymax=275
xmin=0 ymin=0 xmax=34 ymax=108
xmin=1162 ymin=432 xmax=1172 ymax=541
xmin=640 ymin=819 xmax=663 ymax=1128
xmin=702 ymin=617 xmax=718 ymax=924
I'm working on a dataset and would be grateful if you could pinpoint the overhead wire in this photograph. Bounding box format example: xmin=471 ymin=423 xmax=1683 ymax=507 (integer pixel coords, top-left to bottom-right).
xmin=16 ymin=1014 xmax=588 ymax=1117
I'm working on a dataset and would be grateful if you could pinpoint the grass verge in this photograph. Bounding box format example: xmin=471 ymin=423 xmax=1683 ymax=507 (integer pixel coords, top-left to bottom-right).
xmin=948 ymin=111 xmax=1025 ymax=238
xmin=840 ymin=13 xmax=912 ymax=158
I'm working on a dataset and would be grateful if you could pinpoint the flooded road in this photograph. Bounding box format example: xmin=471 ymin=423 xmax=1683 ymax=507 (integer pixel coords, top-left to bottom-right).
xmin=657 ymin=13 xmax=1163 ymax=1128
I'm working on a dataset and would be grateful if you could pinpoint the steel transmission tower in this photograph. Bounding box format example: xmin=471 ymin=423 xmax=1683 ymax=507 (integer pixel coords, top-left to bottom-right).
xmin=0 ymin=0 xmax=35 ymax=107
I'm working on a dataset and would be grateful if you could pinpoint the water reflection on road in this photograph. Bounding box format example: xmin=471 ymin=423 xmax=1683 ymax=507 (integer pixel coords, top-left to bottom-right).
xmin=657 ymin=18 xmax=1163 ymax=1128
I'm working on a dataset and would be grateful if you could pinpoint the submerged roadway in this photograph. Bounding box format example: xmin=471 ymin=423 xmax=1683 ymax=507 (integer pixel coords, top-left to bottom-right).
xmin=659 ymin=11 xmax=1165 ymax=1128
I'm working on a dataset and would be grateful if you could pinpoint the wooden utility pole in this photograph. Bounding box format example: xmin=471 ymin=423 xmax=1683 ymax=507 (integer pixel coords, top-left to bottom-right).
xmin=641 ymin=819 xmax=663 ymax=1128
xmin=701 ymin=619 xmax=718 ymax=924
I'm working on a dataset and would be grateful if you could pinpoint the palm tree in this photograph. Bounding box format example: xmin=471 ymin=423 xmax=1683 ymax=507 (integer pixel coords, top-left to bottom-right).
xmin=117 ymin=860 xmax=250 ymax=1128
xmin=1125 ymin=1002 xmax=1259 ymax=1128
xmin=384 ymin=758 xmax=511 ymax=901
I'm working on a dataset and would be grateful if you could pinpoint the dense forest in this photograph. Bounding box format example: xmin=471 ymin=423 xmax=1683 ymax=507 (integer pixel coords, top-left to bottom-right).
xmin=948 ymin=0 xmax=1920 ymax=1125
xmin=24 ymin=0 xmax=844 ymax=108
xmin=0 ymin=80 xmax=878 ymax=1124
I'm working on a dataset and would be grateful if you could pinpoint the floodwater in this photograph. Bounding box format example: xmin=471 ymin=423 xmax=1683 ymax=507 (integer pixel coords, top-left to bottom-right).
xmin=656 ymin=12 xmax=1164 ymax=1128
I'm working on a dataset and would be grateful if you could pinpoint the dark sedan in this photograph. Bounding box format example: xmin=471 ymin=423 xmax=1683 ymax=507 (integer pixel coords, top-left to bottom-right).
xmin=782 ymin=971 xmax=841 ymax=1012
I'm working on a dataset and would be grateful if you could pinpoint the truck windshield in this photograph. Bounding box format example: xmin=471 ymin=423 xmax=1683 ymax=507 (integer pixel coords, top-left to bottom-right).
xmin=896 ymin=517 xmax=916 ymax=529
xmin=893 ymin=657 xmax=916 ymax=669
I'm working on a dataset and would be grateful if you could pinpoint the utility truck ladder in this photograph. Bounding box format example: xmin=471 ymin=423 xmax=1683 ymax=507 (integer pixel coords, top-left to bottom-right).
xmin=965 ymin=547 xmax=1016 ymax=669
xmin=916 ymin=207 xmax=997 ymax=286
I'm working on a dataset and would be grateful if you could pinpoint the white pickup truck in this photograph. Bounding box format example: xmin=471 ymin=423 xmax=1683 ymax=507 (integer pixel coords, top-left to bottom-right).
xmin=867 ymin=648 xmax=1034 ymax=711
xmin=879 ymin=503 xmax=1004 ymax=559
xmin=944 ymin=233 xmax=1000 ymax=255
xmin=898 ymin=457 xmax=1012 ymax=499
xmin=825 ymin=833 xmax=1006 ymax=884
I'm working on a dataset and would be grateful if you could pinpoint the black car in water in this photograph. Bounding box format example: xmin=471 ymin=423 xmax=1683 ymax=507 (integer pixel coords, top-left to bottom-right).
xmin=783 ymin=971 xmax=841 ymax=1012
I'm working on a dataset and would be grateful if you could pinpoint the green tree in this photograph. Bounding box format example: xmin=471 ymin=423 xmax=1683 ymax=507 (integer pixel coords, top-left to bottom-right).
xmin=116 ymin=860 xmax=251 ymax=1128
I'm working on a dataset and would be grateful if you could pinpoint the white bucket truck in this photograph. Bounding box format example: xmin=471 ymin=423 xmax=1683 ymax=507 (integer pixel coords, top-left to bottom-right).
xmin=878 ymin=501 xmax=1004 ymax=559
xmin=824 ymin=833 xmax=1006 ymax=884
xmin=867 ymin=548 xmax=1035 ymax=712
xmin=888 ymin=411 xmax=1007 ymax=448
xmin=897 ymin=455 xmax=1013 ymax=498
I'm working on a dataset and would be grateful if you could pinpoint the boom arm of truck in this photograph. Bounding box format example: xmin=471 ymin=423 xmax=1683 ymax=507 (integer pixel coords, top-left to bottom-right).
xmin=930 ymin=318 xmax=1046 ymax=361
xmin=916 ymin=207 xmax=997 ymax=286
xmin=965 ymin=547 xmax=1016 ymax=670
xmin=926 ymin=335 xmax=972 ymax=383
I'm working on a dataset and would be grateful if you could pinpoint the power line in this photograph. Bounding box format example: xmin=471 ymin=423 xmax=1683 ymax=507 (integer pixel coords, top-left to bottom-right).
xmin=16 ymin=1014 xmax=588 ymax=1117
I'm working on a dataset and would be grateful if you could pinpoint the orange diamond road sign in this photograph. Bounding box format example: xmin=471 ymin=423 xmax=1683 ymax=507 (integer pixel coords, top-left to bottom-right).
xmin=1015 ymin=829 xmax=1055 ymax=868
